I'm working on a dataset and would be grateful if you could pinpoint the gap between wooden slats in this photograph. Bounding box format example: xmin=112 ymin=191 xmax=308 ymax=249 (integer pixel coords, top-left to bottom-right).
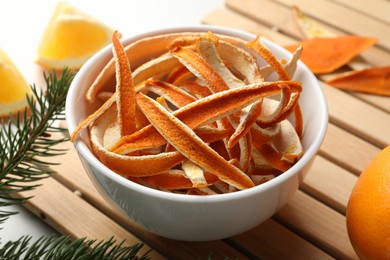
xmin=46 ymin=140 xmax=331 ymax=259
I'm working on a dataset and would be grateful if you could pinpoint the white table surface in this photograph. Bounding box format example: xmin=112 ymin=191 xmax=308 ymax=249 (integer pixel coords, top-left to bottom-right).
xmin=0 ymin=0 xmax=224 ymax=244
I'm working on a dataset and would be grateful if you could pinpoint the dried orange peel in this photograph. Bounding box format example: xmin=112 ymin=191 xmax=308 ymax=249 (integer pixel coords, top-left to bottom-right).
xmin=112 ymin=31 xmax=137 ymax=136
xmin=284 ymin=36 xmax=377 ymax=74
xmin=71 ymin=31 xmax=305 ymax=194
xmin=326 ymin=66 xmax=390 ymax=96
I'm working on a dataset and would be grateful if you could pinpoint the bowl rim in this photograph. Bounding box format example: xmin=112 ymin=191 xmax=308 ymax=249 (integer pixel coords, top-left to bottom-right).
xmin=66 ymin=24 xmax=328 ymax=203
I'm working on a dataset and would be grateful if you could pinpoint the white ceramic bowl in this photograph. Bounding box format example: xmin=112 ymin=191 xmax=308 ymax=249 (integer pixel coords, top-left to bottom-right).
xmin=66 ymin=25 xmax=328 ymax=241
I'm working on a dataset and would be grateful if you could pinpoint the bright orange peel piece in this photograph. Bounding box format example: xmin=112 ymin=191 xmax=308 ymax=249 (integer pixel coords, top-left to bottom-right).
xmin=284 ymin=36 xmax=377 ymax=74
xmin=136 ymin=92 xmax=255 ymax=190
xmin=112 ymin=31 xmax=137 ymax=136
xmin=326 ymin=66 xmax=390 ymax=96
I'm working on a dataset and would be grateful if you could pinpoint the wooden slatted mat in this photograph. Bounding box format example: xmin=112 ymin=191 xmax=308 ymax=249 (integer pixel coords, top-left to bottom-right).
xmin=19 ymin=0 xmax=390 ymax=258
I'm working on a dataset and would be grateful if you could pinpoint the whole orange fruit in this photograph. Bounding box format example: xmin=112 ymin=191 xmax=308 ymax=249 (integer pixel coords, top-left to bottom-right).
xmin=346 ymin=145 xmax=390 ymax=260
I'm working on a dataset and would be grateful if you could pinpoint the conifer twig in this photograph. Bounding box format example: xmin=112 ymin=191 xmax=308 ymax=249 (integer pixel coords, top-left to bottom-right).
xmin=0 ymin=69 xmax=149 ymax=259
xmin=0 ymin=69 xmax=74 ymax=224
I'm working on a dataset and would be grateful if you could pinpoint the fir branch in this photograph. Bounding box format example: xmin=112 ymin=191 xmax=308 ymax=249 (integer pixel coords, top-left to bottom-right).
xmin=0 ymin=68 xmax=75 ymax=224
xmin=0 ymin=235 xmax=149 ymax=260
xmin=0 ymin=68 xmax=151 ymax=260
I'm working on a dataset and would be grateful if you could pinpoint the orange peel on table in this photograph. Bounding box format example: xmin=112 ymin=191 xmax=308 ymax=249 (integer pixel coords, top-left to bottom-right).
xmin=326 ymin=66 xmax=390 ymax=96
xmin=291 ymin=5 xmax=337 ymax=39
xmin=71 ymin=31 xmax=305 ymax=194
xmin=284 ymin=36 xmax=377 ymax=74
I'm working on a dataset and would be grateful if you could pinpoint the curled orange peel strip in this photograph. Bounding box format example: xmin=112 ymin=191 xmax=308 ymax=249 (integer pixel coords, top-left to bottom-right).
xmin=136 ymin=92 xmax=255 ymax=190
xmin=247 ymin=37 xmax=290 ymax=81
xmin=143 ymin=79 xmax=197 ymax=107
xmin=86 ymin=33 xmax=199 ymax=102
xmin=86 ymin=32 xmax=250 ymax=103
xmin=182 ymin=160 xmax=208 ymax=188
xmin=89 ymin=107 xmax=185 ymax=177
xmin=166 ymin=65 xmax=193 ymax=85
xmin=293 ymin=103 xmax=303 ymax=139
xmin=70 ymin=93 xmax=116 ymax=142
xmin=143 ymin=169 xmax=220 ymax=190
xmin=180 ymin=81 xmax=213 ymax=98
xmin=253 ymin=143 xmax=292 ymax=172
xmin=257 ymin=93 xmax=301 ymax=129
xmin=272 ymin=120 xmax=304 ymax=163
xmin=256 ymin=85 xmax=292 ymax=125
xmin=171 ymin=46 xmax=230 ymax=93
xmin=112 ymin=31 xmax=137 ymax=136
xmin=216 ymin=40 xmax=264 ymax=84
xmin=197 ymin=37 xmax=244 ymax=89
xmin=228 ymin=99 xmax=263 ymax=148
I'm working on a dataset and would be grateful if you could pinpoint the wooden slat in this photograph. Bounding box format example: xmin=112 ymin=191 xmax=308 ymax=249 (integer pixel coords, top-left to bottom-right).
xmin=20 ymin=177 xmax=164 ymax=259
xmin=320 ymin=81 xmax=390 ymax=148
xmin=225 ymin=0 xmax=304 ymax=39
xmin=274 ymin=191 xmax=358 ymax=259
xmin=327 ymin=0 xmax=390 ymax=24
xmin=319 ymin=124 xmax=381 ymax=175
xmin=228 ymin=219 xmax=334 ymax=259
xmin=301 ymin=155 xmax=357 ymax=214
xmin=271 ymin=0 xmax=390 ymax=50
xmin=351 ymin=92 xmax=390 ymax=114
xmin=202 ymin=8 xmax=295 ymax=45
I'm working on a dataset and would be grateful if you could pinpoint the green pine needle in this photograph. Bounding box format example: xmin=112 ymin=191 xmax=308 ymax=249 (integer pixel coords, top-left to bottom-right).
xmin=0 ymin=235 xmax=149 ymax=260
xmin=0 ymin=68 xmax=75 ymax=224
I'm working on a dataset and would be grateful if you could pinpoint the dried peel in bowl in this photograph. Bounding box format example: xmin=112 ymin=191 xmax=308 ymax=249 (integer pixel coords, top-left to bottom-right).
xmin=71 ymin=31 xmax=305 ymax=195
